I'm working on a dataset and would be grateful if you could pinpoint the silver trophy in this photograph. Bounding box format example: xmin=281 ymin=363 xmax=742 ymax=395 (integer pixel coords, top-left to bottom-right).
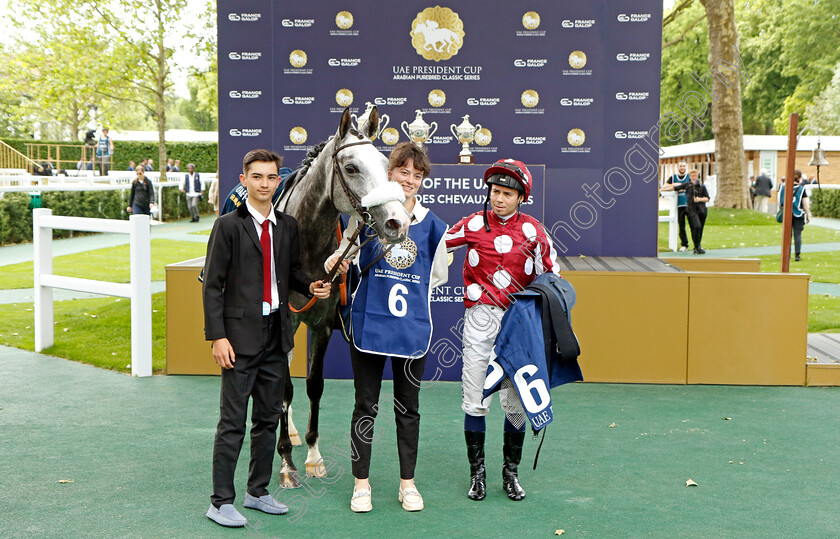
xmin=450 ymin=114 xmax=481 ymax=164
xmin=352 ymin=101 xmax=390 ymax=141
xmin=401 ymin=109 xmax=438 ymax=146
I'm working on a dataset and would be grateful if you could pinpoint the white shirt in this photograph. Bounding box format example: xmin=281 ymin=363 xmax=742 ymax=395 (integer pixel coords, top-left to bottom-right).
xmin=246 ymin=200 xmax=279 ymax=312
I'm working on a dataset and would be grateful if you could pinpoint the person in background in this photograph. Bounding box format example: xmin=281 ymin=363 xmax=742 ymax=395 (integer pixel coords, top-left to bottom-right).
xmin=181 ymin=163 xmax=204 ymax=222
xmin=666 ymin=160 xmax=691 ymax=252
xmin=96 ymin=128 xmax=114 ymax=176
xmin=662 ymin=169 xmax=709 ymax=254
xmin=127 ymin=165 xmax=156 ymax=216
xmin=166 ymin=158 xmax=175 ymax=172
xmin=127 ymin=161 xmax=136 ymax=172
xmin=173 ymin=159 xmax=181 ymax=172
xmin=145 ymin=159 xmax=154 ymax=171
xmin=208 ymin=170 xmax=220 ymax=217
xmin=753 ymin=169 xmax=773 ymax=213
xmin=779 ymin=169 xmax=811 ymax=262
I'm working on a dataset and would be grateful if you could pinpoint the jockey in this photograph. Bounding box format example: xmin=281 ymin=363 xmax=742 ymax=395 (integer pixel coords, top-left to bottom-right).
xmin=444 ymin=158 xmax=560 ymax=502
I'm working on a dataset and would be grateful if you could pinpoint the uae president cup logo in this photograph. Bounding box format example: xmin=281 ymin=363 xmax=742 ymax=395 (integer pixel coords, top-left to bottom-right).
xmin=411 ymin=6 xmax=465 ymax=62
xmin=290 ymin=127 xmax=308 ymax=145
xmin=289 ymin=49 xmax=307 ymax=68
xmin=335 ymin=89 xmax=354 ymax=107
xmin=335 ymin=11 xmax=353 ymax=29
xmin=522 ymin=11 xmax=541 ymax=29
xmin=567 ymin=129 xmax=585 ymax=147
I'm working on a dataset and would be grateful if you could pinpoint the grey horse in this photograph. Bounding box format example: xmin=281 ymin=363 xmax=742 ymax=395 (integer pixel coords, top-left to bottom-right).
xmin=275 ymin=107 xmax=409 ymax=487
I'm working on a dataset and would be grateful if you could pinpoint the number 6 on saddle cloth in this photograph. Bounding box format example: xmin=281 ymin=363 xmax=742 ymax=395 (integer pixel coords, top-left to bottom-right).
xmin=482 ymin=272 xmax=583 ymax=467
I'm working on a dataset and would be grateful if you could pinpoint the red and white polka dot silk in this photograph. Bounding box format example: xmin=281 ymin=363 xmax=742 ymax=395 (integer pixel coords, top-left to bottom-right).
xmin=445 ymin=210 xmax=560 ymax=309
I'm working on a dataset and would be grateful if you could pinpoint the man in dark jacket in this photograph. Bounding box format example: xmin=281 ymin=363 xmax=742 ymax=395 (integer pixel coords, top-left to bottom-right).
xmin=753 ymin=169 xmax=773 ymax=212
xmin=202 ymin=148 xmax=331 ymax=527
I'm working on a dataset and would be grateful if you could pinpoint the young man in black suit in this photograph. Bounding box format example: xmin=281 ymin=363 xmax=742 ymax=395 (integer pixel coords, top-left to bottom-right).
xmin=202 ymin=149 xmax=331 ymax=528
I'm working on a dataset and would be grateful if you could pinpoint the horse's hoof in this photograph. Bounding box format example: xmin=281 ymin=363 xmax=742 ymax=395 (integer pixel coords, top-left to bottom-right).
xmin=289 ymin=432 xmax=303 ymax=447
xmin=278 ymin=471 xmax=302 ymax=489
xmin=305 ymin=460 xmax=327 ymax=478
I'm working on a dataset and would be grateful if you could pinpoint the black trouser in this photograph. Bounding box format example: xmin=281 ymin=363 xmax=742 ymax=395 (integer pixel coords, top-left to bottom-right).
xmin=688 ymin=208 xmax=707 ymax=248
xmin=792 ymin=216 xmax=805 ymax=255
xmin=349 ymin=347 xmax=426 ymax=480
xmin=211 ymin=313 xmax=285 ymax=508
xmin=678 ymin=206 xmax=689 ymax=248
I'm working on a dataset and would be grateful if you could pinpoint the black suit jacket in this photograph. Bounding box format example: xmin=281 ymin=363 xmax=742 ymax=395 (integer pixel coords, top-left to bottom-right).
xmin=203 ymin=203 xmax=313 ymax=356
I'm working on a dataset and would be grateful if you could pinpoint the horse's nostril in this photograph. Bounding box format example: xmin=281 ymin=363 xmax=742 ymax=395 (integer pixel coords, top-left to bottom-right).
xmin=385 ymin=218 xmax=402 ymax=231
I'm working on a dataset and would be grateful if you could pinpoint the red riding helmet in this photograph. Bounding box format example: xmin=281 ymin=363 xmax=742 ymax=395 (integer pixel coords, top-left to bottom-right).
xmin=484 ymin=158 xmax=532 ymax=201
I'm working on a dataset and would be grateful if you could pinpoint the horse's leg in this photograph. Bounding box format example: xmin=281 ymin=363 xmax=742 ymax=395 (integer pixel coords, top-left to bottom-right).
xmin=287 ymin=405 xmax=302 ymax=446
xmin=277 ymin=323 xmax=302 ymax=489
xmin=304 ymin=326 xmax=331 ymax=478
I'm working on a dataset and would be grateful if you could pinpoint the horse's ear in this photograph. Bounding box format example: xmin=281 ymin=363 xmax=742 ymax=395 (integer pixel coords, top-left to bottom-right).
xmin=339 ymin=108 xmax=352 ymax=139
xmin=366 ymin=106 xmax=380 ymax=139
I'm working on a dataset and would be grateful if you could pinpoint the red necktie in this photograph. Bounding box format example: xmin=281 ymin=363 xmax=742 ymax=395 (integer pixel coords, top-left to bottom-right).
xmin=261 ymin=220 xmax=271 ymax=307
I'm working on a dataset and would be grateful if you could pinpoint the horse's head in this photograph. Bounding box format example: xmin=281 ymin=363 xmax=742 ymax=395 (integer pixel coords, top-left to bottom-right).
xmin=332 ymin=108 xmax=409 ymax=243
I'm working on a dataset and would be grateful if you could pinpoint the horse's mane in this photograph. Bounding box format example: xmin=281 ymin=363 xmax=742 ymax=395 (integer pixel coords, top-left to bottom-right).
xmin=278 ymin=138 xmax=331 ymax=205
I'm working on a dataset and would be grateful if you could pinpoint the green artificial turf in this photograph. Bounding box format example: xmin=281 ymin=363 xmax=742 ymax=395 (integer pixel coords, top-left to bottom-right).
xmin=658 ymin=208 xmax=840 ymax=251
xmin=2 ymin=349 xmax=840 ymax=538
xmin=0 ymin=292 xmax=167 ymax=373
xmin=0 ymin=239 xmax=207 ymax=290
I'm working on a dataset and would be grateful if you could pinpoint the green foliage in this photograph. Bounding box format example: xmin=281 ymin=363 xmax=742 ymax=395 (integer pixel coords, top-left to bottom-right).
xmin=160 ymin=185 xmax=215 ymax=221
xmin=0 ymin=193 xmax=35 ymax=245
xmin=810 ymin=189 xmax=840 ymax=219
xmin=0 ymin=183 xmax=214 ymax=245
xmin=0 ymin=138 xmax=218 ymax=172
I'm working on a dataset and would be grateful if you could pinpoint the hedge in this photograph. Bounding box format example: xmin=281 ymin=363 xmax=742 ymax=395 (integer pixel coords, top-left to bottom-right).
xmin=0 ymin=138 xmax=218 ymax=172
xmin=0 ymin=183 xmax=215 ymax=246
xmin=810 ymin=189 xmax=840 ymax=219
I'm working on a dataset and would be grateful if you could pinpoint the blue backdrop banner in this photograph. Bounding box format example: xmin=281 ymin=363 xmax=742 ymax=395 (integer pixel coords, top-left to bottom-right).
xmin=218 ymin=1 xmax=663 ymax=380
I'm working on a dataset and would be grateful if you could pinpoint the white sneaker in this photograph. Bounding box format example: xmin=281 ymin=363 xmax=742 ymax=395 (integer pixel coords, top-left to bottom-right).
xmin=678 ymin=246 xmax=688 ymax=252
xmin=351 ymin=488 xmax=372 ymax=513
xmin=399 ymin=486 xmax=424 ymax=512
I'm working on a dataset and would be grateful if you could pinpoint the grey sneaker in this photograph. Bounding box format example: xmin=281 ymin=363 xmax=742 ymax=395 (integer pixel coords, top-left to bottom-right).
xmin=206 ymin=504 xmax=247 ymax=527
xmin=243 ymin=493 xmax=289 ymax=515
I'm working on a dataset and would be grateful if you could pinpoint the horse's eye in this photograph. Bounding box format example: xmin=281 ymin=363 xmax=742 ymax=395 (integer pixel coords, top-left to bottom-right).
xmin=345 ymin=164 xmax=359 ymax=174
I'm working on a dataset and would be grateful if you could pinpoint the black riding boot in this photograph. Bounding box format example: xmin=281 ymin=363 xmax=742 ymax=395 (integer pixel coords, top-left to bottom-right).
xmin=465 ymin=431 xmax=486 ymax=501
xmin=502 ymin=431 xmax=526 ymax=501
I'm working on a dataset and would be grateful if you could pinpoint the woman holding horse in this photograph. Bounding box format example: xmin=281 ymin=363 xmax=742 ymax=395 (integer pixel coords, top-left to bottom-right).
xmin=326 ymin=142 xmax=448 ymax=512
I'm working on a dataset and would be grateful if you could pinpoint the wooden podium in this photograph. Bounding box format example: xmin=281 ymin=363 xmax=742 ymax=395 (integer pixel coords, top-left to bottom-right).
xmin=164 ymin=257 xmax=308 ymax=376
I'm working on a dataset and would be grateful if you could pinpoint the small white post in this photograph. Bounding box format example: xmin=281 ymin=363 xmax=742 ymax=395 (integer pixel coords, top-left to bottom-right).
xmin=668 ymin=193 xmax=678 ymax=252
xmin=129 ymin=214 xmax=153 ymax=377
xmin=33 ymin=208 xmax=54 ymax=351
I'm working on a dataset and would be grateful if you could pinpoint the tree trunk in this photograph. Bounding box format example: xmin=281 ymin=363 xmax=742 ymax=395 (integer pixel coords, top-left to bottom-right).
xmin=155 ymin=0 xmax=168 ymax=182
xmin=701 ymin=0 xmax=748 ymax=208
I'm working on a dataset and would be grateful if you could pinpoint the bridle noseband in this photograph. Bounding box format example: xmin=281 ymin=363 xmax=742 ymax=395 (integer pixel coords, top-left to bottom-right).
xmin=330 ymin=138 xmax=378 ymax=225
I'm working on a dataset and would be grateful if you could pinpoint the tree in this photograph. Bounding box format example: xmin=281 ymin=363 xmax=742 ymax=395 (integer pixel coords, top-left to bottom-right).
xmin=699 ymin=0 xmax=749 ymax=208
xmin=806 ymin=63 xmax=840 ymax=136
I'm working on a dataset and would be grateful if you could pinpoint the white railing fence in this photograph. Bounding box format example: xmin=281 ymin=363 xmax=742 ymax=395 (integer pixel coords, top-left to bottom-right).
xmin=658 ymin=191 xmax=678 ymax=252
xmin=33 ymin=208 xmax=152 ymax=377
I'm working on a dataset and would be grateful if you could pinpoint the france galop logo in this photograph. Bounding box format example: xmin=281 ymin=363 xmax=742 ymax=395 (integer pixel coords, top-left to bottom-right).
xmin=335 ymin=11 xmax=353 ymax=29
xmin=410 ymin=6 xmax=465 ymax=62
xmin=290 ymin=127 xmax=307 ymax=145
xmin=335 ymin=89 xmax=354 ymax=107
xmin=385 ymin=237 xmax=418 ymax=269
xmin=521 ymin=90 xmax=539 ymax=108
xmin=428 ymin=89 xmax=446 ymax=107
xmin=522 ymin=11 xmax=540 ymax=29
xmin=569 ymin=51 xmax=587 ymax=69
xmin=567 ymin=129 xmax=585 ymax=147
xmin=475 ymin=128 xmax=492 ymax=146
xmin=381 ymin=128 xmax=400 ymax=146
xmin=289 ymin=49 xmax=307 ymax=68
